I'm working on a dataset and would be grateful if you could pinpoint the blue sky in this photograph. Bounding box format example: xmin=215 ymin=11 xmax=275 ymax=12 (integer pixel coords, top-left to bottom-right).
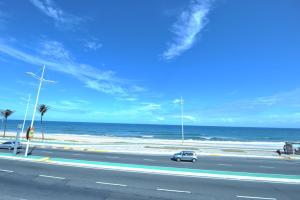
xmin=0 ymin=0 xmax=300 ymax=127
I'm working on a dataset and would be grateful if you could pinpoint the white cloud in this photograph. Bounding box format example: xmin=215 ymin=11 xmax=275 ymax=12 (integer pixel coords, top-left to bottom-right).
xmin=39 ymin=40 xmax=72 ymax=61
xmin=0 ymin=41 xmax=143 ymax=97
xmin=172 ymin=114 xmax=196 ymax=121
xmin=173 ymin=99 xmax=181 ymax=104
xmin=49 ymin=99 xmax=91 ymax=114
xmin=29 ymin=0 xmax=81 ymax=27
xmin=184 ymin=115 xmax=196 ymax=121
xmin=139 ymin=103 xmax=161 ymax=111
xmin=163 ymin=0 xmax=212 ymax=60
xmin=85 ymin=79 xmax=126 ymax=96
xmin=156 ymin=116 xmax=165 ymax=121
xmin=173 ymin=98 xmax=184 ymax=104
xmin=84 ymin=39 xmax=102 ymax=51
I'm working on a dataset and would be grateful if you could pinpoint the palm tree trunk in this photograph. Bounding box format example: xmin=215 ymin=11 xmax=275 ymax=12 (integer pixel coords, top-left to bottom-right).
xmin=3 ymin=118 xmax=7 ymax=137
xmin=41 ymin=115 xmax=44 ymax=141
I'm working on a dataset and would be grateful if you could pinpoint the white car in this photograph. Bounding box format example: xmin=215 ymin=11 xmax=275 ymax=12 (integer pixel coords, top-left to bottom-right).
xmin=173 ymin=151 xmax=197 ymax=162
xmin=0 ymin=141 xmax=22 ymax=150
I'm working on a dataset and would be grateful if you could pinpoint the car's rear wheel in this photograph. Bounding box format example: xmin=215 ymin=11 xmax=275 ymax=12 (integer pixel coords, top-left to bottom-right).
xmin=192 ymin=158 xmax=196 ymax=163
xmin=176 ymin=158 xmax=181 ymax=162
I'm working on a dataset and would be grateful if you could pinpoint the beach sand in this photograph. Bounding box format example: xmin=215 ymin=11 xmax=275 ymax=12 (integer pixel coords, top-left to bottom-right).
xmin=0 ymin=131 xmax=287 ymax=157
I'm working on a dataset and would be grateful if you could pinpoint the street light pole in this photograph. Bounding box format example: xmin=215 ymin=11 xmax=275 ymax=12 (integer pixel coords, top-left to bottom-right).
xmin=180 ymin=96 xmax=184 ymax=145
xmin=21 ymin=94 xmax=31 ymax=138
xmin=25 ymin=65 xmax=45 ymax=157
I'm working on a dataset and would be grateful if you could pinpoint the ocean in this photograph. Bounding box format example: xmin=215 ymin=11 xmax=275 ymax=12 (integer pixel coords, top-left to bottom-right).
xmin=1 ymin=120 xmax=300 ymax=142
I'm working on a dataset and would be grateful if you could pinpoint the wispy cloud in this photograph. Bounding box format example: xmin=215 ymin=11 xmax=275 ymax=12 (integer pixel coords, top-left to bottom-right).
xmin=0 ymin=41 xmax=143 ymax=98
xmin=49 ymin=99 xmax=91 ymax=114
xmin=39 ymin=40 xmax=72 ymax=61
xmin=29 ymin=0 xmax=81 ymax=28
xmin=163 ymin=0 xmax=213 ymax=60
xmin=173 ymin=98 xmax=184 ymax=104
xmin=83 ymin=38 xmax=103 ymax=51
xmin=172 ymin=114 xmax=196 ymax=121
xmin=139 ymin=103 xmax=161 ymax=111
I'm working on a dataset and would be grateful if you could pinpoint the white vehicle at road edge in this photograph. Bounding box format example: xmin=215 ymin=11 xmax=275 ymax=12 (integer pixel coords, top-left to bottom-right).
xmin=172 ymin=151 xmax=197 ymax=162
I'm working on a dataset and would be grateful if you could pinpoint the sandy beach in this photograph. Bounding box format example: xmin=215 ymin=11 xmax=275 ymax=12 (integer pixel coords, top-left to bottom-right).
xmin=0 ymin=131 xmax=288 ymax=158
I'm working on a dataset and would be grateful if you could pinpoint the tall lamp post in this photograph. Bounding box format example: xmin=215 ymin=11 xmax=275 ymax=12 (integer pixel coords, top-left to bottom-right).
xmin=21 ymin=94 xmax=31 ymax=138
xmin=25 ymin=65 xmax=54 ymax=157
xmin=13 ymin=94 xmax=31 ymax=155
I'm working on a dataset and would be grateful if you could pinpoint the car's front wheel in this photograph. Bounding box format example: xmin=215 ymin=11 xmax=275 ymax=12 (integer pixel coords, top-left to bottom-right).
xmin=192 ymin=158 xmax=196 ymax=163
xmin=176 ymin=158 xmax=181 ymax=162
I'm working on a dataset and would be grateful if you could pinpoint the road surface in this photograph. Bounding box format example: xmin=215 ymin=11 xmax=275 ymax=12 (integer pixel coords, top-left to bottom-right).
xmin=0 ymin=147 xmax=299 ymax=175
xmin=0 ymin=158 xmax=298 ymax=200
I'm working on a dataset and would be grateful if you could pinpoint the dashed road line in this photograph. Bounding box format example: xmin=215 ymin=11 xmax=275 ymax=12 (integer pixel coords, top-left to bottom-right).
xmin=237 ymin=195 xmax=277 ymax=200
xmin=259 ymin=166 xmax=275 ymax=169
xmin=217 ymin=163 xmax=233 ymax=166
xmin=41 ymin=151 xmax=53 ymax=154
xmin=39 ymin=174 xmax=66 ymax=180
xmin=143 ymin=159 xmax=155 ymax=162
xmin=156 ymin=188 xmax=191 ymax=194
xmin=96 ymin=181 xmax=127 ymax=187
xmin=105 ymin=156 xmax=120 ymax=159
xmin=72 ymin=153 xmax=84 ymax=156
xmin=0 ymin=169 xmax=14 ymax=173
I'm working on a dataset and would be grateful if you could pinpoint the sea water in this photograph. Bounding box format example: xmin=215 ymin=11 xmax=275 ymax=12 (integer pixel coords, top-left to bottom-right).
xmin=2 ymin=120 xmax=300 ymax=142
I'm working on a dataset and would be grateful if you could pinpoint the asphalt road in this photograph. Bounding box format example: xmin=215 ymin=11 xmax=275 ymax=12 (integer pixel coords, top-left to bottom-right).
xmin=0 ymin=147 xmax=299 ymax=175
xmin=0 ymin=158 xmax=299 ymax=200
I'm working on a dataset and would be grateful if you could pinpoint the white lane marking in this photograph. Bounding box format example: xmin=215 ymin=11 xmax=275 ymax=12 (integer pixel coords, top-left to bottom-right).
xmin=41 ymin=151 xmax=53 ymax=154
xmin=157 ymin=188 xmax=191 ymax=194
xmin=105 ymin=156 xmax=120 ymax=159
xmin=259 ymin=166 xmax=275 ymax=169
xmin=237 ymin=195 xmax=277 ymax=200
xmin=217 ymin=163 xmax=233 ymax=166
xmin=143 ymin=159 xmax=155 ymax=162
xmin=96 ymin=181 xmax=127 ymax=187
xmin=72 ymin=153 xmax=83 ymax=156
xmin=39 ymin=174 xmax=65 ymax=180
xmin=0 ymin=169 xmax=14 ymax=173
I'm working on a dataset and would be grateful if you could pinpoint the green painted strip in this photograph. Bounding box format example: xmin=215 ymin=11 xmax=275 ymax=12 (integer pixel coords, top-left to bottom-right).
xmin=1 ymin=152 xmax=300 ymax=180
xmin=50 ymin=157 xmax=300 ymax=180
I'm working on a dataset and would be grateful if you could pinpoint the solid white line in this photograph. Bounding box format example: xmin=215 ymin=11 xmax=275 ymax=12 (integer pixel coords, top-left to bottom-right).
xmin=0 ymin=169 xmax=14 ymax=173
xmin=39 ymin=174 xmax=65 ymax=180
xmin=157 ymin=188 xmax=191 ymax=194
xmin=96 ymin=181 xmax=127 ymax=187
xmin=217 ymin=163 xmax=233 ymax=166
xmin=237 ymin=195 xmax=277 ymax=200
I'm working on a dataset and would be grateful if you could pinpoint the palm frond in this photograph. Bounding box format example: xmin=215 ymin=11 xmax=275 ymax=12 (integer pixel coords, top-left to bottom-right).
xmin=0 ymin=109 xmax=14 ymax=119
xmin=38 ymin=104 xmax=50 ymax=116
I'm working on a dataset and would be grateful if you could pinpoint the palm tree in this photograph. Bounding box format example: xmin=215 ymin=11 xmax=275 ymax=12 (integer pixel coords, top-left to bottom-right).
xmin=1 ymin=109 xmax=14 ymax=137
xmin=38 ymin=104 xmax=49 ymax=140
